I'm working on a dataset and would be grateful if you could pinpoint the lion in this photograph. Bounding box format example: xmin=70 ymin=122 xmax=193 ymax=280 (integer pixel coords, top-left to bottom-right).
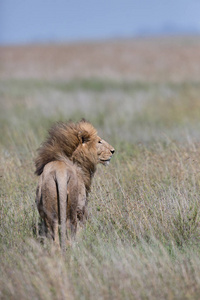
xmin=35 ymin=119 xmax=115 ymax=253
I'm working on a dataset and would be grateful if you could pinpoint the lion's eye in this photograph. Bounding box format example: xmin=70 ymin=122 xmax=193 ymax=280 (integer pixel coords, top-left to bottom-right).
xmin=98 ymin=140 xmax=102 ymax=144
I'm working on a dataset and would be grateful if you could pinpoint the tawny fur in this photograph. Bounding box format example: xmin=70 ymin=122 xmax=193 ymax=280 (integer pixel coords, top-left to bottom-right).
xmin=35 ymin=119 xmax=115 ymax=252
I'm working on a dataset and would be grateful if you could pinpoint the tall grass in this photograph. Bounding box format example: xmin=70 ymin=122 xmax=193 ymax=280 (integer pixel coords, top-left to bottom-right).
xmin=1 ymin=77 xmax=200 ymax=299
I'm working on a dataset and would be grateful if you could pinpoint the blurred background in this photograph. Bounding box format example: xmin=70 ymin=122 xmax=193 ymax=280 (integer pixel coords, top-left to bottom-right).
xmin=1 ymin=0 xmax=200 ymax=142
xmin=1 ymin=0 xmax=200 ymax=141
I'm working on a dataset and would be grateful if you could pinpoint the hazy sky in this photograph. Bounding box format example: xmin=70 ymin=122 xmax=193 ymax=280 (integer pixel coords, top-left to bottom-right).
xmin=1 ymin=0 xmax=200 ymax=44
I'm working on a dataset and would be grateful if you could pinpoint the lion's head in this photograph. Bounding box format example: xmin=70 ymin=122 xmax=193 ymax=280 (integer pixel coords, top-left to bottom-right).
xmin=97 ymin=136 xmax=115 ymax=166
xmin=35 ymin=120 xmax=115 ymax=177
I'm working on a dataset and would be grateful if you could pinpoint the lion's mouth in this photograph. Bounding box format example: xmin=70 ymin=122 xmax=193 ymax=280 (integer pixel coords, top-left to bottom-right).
xmin=100 ymin=158 xmax=111 ymax=165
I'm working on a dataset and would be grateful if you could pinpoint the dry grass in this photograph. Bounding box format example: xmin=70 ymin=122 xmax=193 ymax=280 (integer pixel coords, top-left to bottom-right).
xmin=1 ymin=36 xmax=200 ymax=82
xmin=1 ymin=37 xmax=200 ymax=299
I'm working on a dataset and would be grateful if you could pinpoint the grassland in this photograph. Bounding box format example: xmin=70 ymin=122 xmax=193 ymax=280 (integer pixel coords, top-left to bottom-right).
xmin=1 ymin=37 xmax=200 ymax=299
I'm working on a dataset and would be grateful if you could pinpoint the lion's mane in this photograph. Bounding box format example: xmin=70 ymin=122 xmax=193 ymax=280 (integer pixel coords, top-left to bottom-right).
xmin=35 ymin=120 xmax=98 ymax=192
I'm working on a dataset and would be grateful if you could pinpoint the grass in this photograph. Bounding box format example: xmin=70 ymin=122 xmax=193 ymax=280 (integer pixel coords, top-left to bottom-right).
xmin=1 ymin=74 xmax=200 ymax=299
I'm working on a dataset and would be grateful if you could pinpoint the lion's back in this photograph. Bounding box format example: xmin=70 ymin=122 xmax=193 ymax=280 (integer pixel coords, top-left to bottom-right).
xmin=36 ymin=161 xmax=68 ymax=216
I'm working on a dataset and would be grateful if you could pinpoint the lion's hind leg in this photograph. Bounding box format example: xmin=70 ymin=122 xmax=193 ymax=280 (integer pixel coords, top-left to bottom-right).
xmin=40 ymin=172 xmax=60 ymax=248
xmin=42 ymin=217 xmax=60 ymax=250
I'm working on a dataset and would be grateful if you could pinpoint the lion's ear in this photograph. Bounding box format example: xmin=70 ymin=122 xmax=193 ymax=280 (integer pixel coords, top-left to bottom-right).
xmin=78 ymin=130 xmax=90 ymax=144
xmin=81 ymin=136 xmax=86 ymax=144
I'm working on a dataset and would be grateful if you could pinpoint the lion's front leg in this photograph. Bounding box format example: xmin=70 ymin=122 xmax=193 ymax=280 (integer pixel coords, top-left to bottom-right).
xmin=76 ymin=188 xmax=88 ymax=237
xmin=77 ymin=204 xmax=88 ymax=225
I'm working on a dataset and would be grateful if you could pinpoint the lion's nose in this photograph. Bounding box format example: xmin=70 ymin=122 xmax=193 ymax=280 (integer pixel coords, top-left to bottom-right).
xmin=110 ymin=148 xmax=115 ymax=154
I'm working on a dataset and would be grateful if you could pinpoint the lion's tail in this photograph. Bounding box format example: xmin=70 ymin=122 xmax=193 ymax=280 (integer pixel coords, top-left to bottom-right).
xmin=56 ymin=173 xmax=68 ymax=255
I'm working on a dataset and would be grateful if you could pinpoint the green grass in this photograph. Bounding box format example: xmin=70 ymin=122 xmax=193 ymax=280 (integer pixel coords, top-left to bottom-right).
xmin=1 ymin=78 xmax=200 ymax=299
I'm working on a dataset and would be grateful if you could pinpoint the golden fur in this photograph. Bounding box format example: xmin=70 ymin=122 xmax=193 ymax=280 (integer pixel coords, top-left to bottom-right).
xmin=35 ymin=120 xmax=114 ymax=252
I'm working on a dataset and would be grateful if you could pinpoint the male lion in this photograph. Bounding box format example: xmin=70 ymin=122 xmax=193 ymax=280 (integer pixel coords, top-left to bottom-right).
xmin=35 ymin=120 xmax=114 ymax=253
